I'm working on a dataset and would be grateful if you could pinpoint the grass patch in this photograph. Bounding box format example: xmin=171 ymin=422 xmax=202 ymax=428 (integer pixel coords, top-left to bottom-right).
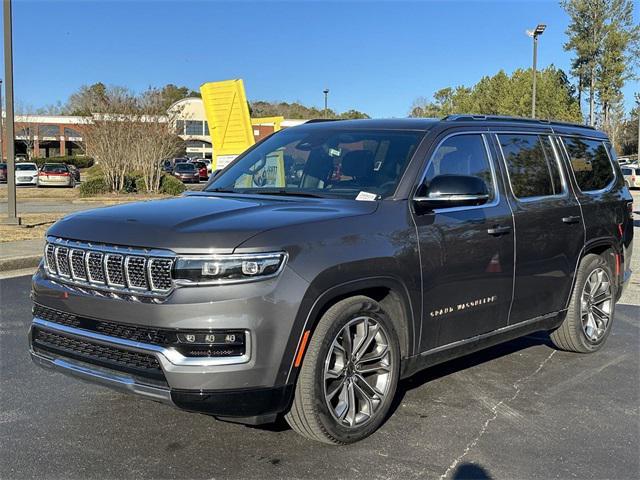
xmin=0 ymin=213 xmax=61 ymax=243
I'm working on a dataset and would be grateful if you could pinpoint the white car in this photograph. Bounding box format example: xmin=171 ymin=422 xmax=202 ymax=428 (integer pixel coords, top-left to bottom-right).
xmin=15 ymin=162 xmax=39 ymax=186
xmin=621 ymin=164 xmax=640 ymax=189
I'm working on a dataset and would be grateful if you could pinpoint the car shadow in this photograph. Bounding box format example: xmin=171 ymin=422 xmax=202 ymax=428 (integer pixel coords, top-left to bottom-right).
xmin=387 ymin=331 xmax=555 ymax=419
xmin=452 ymin=463 xmax=494 ymax=479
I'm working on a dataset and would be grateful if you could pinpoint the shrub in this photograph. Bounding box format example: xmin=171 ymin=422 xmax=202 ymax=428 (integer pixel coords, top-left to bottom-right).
xmin=160 ymin=174 xmax=185 ymax=195
xmin=33 ymin=156 xmax=94 ymax=169
xmin=135 ymin=176 xmax=149 ymax=193
xmin=79 ymin=177 xmax=109 ymax=197
xmin=84 ymin=163 xmax=103 ymax=179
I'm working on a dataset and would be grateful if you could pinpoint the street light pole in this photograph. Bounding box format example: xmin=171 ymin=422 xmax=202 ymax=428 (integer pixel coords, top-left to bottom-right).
xmin=0 ymin=79 xmax=4 ymax=162
xmin=323 ymin=88 xmax=329 ymax=118
xmin=527 ymin=24 xmax=546 ymax=119
xmin=636 ymin=93 xmax=639 ymax=163
xmin=3 ymin=0 xmax=19 ymax=224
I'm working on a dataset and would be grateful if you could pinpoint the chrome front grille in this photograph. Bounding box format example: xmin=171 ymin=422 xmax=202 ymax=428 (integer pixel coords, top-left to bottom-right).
xmin=44 ymin=237 xmax=174 ymax=297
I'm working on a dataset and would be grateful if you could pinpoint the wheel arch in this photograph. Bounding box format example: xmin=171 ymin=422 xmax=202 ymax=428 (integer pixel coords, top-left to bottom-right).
xmin=282 ymin=276 xmax=417 ymax=387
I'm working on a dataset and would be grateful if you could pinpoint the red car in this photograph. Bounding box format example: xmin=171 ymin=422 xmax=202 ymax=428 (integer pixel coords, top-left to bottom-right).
xmin=193 ymin=161 xmax=209 ymax=181
xmin=172 ymin=162 xmax=200 ymax=183
xmin=0 ymin=163 xmax=7 ymax=183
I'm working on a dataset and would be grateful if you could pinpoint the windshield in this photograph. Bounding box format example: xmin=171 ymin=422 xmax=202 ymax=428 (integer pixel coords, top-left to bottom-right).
xmin=16 ymin=164 xmax=37 ymax=171
xmin=206 ymin=128 xmax=423 ymax=199
xmin=175 ymin=164 xmax=196 ymax=172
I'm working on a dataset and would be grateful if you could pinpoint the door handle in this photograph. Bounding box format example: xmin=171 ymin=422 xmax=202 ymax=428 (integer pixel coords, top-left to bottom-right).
xmin=487 ymin=225 xmax=512 ymax=236
xmin=562 ymin=215 xmax=581 ymax=224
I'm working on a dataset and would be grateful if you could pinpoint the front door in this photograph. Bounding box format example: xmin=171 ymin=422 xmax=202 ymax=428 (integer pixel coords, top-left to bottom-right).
xmin=494 ymin=132 xmax=584 ymax=324
xmin=413 ymin=132 xmax=515 ymax=351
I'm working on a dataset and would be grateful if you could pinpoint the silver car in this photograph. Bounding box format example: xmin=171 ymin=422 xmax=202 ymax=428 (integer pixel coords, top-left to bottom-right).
xmin=621 ymin=165 xmax=640 ymax=189
xmin=37 ymin=163 xmax=75 ymax=188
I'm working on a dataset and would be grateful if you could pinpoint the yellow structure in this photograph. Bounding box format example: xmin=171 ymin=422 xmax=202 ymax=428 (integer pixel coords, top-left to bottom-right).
xmin=251 ymin=116 xmax=285 ymax=132
xmin=200 ymin=79 xmax=255 ymax=170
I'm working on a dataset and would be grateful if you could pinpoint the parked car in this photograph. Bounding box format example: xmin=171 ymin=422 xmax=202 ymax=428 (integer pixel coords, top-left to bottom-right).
xmin=621 ymin=164 xmax=640 ymax=189
xmin=0 ymin=163 xmax=6 ymax=182
xmin=193 ymin=161 xmax=209 ymax=181
xmin=172 ymin=162 xmax=200 ymax=183
xmin=67 ymin=164 xmax=81 ymax=183
xmin=30 ymin=116 xmax=633 ymax=445
xmin=202 ymin=158 xmax=212 ymax=174
xmin=15 ymin=162 xmax=39 ymax=186
xmin=37 ymin=163 xmax=75 ymax=188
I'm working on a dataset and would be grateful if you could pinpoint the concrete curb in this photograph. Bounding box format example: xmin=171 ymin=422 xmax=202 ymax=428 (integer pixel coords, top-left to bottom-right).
xmin=0 ymin=255 xmax=42 ymax=273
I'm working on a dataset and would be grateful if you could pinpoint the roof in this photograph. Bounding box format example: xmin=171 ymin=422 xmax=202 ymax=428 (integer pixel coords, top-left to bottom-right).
xmin=292 ymin=115 xmax=606 ymax=138
xmin=294 ymin=118 xmax=441 ymax=131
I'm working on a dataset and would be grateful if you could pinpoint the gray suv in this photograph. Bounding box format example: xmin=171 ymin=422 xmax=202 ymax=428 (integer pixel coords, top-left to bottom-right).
xmin=30 ymin=116 xmax=634 ymax=444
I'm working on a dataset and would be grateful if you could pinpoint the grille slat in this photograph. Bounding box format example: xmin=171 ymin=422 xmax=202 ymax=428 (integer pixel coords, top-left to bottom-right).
xmin=45 ymin=244 xmax=57 ymax=274
xmin=86 ymin=252 xmax=105 ymax=284
xmin=125 ymin=256 xmax=148 ymax=290
xmin=44 ymin=239 xmax=173 ymax=296
xmin=105 ymin=254 xmax=125 ymax=287
xmin=70 ymin=249 xmax=87 ymax=281
xmin=55 ymin=247 xmax=71 ymax=277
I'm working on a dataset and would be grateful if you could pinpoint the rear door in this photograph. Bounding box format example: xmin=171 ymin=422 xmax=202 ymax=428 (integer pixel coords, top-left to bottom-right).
xmin=493 ymin=131 xmax=584 ymax=324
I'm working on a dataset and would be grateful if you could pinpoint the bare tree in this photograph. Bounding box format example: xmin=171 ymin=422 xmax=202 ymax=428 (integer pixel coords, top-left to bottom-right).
xmin=82 ymin=88 xmax=183 ymax=193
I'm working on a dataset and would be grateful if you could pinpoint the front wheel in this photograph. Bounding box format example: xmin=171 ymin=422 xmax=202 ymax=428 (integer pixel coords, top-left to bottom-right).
xmin=550 ymin=253 xmax=616 ymax=353
xmin=285 ymin=296 xmax=400 ymax=444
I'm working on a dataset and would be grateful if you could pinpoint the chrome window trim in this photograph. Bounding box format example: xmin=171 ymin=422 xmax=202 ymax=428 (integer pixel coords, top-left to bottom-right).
xmin=32 ymin=317 xmax=252 ymax=367
xmin=557 ymin=135 xmax=617 ymax=195
xmin=495 ymin=132 xmax=569 ymax=203
xmin=413 ymin=132 xmax=501 ymax=213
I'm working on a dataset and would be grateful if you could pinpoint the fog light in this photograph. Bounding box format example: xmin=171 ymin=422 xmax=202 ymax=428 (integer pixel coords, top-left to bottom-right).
xmin=204 ymin=334 xmax=216 ymax=343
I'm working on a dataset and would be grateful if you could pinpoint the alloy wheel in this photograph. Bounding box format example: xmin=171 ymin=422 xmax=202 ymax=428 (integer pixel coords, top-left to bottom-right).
xmin=580 ymin=267 xmax=613 ymax=342
xmin=323 ymin=316 xmax=393 ymax=427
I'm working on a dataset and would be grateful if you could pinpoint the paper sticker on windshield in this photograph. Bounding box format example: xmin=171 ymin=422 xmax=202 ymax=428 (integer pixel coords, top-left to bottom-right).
xmin=355 ymin=191 xmax=378 ymax=201
xmin=329 ymin=148 xmax=341 ymax=157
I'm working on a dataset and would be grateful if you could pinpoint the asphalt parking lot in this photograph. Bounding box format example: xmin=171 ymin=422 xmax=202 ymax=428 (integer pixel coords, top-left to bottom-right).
xmin=1 ymin=193 xmax=639 ymax=480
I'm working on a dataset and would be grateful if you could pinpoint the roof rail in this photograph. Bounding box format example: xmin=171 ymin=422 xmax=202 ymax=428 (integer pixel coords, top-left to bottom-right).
xmin=441 ymin=114 xmax=596 ymax=130
xmin=305 ymin=118 xmax=343 ymax=124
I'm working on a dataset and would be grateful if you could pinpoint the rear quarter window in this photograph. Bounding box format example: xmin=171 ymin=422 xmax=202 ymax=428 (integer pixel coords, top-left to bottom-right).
xmin=562 ymin=137 xmax=615 ymax=192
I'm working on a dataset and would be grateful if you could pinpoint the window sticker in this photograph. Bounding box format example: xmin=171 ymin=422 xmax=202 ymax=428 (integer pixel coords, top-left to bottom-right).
xmin=329 ymin=148 xmax=341 ymax=157
xmin=355 ymin=191 xmax=378 ymax=201
xmin=235 ymin=150 xmax=286 ymax=188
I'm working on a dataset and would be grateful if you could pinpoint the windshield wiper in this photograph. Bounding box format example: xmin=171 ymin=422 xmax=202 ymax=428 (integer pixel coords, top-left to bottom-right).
xmin=251 ymin=189 xmax=324 ymax=198
xmin=207 ymin=188 xmax=236 ymax=193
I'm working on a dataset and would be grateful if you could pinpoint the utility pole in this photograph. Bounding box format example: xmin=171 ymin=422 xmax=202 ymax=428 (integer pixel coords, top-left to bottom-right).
xmin=323 ymin=88 xmax=329 ymax=118
xmin=527 ymin=24 xmax=546 ymax=119
xmin=3 ymin=0 xmax=19 ymax=224
xmin=0 ymin=79 xmax=3 ymax=163
xmin=636 ymin=93 xmax=639 ymax=163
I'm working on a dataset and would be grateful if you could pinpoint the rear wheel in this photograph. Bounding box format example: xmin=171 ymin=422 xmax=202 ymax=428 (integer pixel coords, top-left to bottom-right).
xmin=550 ymin=254 xmax=616 ymax=353
xmin=285 ymin=296 xmax=400 ymax=444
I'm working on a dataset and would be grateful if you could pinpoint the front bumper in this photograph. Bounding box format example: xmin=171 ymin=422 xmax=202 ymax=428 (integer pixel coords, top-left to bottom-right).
xmin=30 ymin=264 xmax=310 ymax=421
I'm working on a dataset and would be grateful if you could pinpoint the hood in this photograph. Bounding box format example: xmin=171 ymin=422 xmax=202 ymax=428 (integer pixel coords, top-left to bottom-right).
xmin=47 ymin=193 xmax=378 ymax=253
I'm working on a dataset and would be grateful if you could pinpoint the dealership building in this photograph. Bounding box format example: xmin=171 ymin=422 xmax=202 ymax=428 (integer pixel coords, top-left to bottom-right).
xmin=1 ymin=97 xmax=306 ymax=161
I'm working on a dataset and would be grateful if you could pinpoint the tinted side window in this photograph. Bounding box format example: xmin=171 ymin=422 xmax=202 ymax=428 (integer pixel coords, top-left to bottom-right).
xmin=423 ymin=134 xmax=495 ymax=201
xmin=562 ymin=137 xmax=614 ymax=192
xmin=498 ymin=134 xmax=563 ymax=199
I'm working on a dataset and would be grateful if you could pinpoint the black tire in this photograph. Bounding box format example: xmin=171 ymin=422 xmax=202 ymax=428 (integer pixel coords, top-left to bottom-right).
xmin=285 ymin=296 xmax=400 ymax=444
xmin=550 ymin=253 xmax=616 ymax=353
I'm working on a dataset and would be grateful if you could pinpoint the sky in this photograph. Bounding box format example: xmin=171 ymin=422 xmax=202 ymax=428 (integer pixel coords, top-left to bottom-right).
xmin=3 ymin=0 xmax=639 ymax=118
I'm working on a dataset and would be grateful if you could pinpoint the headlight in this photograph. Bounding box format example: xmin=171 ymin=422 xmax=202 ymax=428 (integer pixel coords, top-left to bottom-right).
xmin=173 ymin=252 xmax=287 ymax=285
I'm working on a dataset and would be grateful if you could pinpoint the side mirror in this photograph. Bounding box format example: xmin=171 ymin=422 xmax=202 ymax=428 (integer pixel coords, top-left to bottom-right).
xmin=414 ymin=174 xmax=489 ymax=210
